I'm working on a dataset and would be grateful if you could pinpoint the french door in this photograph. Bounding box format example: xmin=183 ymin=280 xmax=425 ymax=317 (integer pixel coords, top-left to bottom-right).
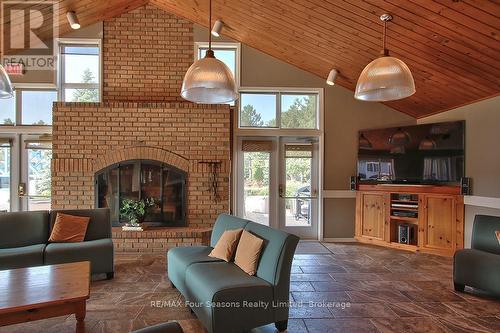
xmin=236 ymin=136 xmax=319 ymax=239
xmin=0 ymin=133 xmax=52 ymax=212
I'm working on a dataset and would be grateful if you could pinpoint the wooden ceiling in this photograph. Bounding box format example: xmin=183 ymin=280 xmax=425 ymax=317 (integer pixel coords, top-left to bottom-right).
xmin=6 ymin=0 xmax=500 ymax=118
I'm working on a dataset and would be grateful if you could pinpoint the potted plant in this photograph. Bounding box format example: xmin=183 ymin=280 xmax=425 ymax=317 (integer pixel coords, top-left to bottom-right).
xmin=120 ymin=197 xmax=156 ymax=230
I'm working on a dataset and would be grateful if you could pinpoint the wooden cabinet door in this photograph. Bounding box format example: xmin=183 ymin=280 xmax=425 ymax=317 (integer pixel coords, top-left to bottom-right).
xmin=421 ymin=195 xmax=456 ymax=253
xmin=359 ymin=193 xmax=386 ymax=240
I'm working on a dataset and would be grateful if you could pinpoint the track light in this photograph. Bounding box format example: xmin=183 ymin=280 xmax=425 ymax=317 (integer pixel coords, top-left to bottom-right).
xmin=326 ymin=69 xmax=338 ymax=86
xmin=211 ymin=19 xmax=224 ymax=37
xmin=66 ymin=11 xmax=80 ymax=29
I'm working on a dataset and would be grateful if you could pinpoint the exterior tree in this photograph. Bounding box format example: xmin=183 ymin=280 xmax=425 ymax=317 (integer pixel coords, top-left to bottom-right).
xmin=281 ymin=95 xmax=316 ymax=128
xmin=71 ymin=68 xmax=98 ymax=102
xmin=3 ymin=118 xmax=14 ymax=125
xmin=240 ymin=104 xmax=264 ymax=127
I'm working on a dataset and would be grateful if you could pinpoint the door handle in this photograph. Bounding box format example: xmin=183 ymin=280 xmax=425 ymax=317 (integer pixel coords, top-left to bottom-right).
xmin=18 ymin=182 xmax=26 ymax=197
xmin=279 ymin=184 xmax=284 ymax=198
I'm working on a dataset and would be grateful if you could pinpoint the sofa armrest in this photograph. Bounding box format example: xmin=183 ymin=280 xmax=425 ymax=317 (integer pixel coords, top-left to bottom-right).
xmin=471 ymin=215 xmax=500 ymax=255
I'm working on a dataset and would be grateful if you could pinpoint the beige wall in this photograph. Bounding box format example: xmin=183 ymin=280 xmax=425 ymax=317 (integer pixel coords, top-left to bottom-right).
xmin=418 ymin=96 xmax=500 ymax=247
xmin=194 ymin=24 xmax=416 ymax=239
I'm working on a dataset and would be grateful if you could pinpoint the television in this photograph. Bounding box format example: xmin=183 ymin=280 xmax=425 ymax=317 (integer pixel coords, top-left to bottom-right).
xmin=357 ymin=121 xmax=465 ymax=185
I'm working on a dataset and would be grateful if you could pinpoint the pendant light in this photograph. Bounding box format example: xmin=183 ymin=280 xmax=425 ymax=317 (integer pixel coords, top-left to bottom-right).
xmin=359 ymin=133 xmax=372 ymax=149
xmin=0 ymin=65 xmax=13 ymax=98
xmin=180 ymin=0 xmax=237 ymax=104
xmin=355 ymin=14 xmax=415 ymax=102
xmin=389 ymin=127 xmax=411 ymax=146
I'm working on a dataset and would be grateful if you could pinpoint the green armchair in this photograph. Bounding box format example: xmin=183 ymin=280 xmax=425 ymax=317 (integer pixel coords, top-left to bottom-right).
xmin=453 ymin=214 xmax=500 ymax=297
xmin=167 ymin=214 xmax=299 ymax=333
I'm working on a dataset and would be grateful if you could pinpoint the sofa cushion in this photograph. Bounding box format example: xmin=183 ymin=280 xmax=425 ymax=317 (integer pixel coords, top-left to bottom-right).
xmin=49 ymin=213 xmax=90 ymax=243
xmin=0 ymin=244 xmax=45 ymax=270
xmin=209 ymin=228 xmax=243 ymax=262
xmin=185 ymin=261 xmax=274 ymax=333
xmin=210 ymin=214 xmax=250 ymax=248
xmin=44 ymin=238 xmax=113 ymax=274
xmin=234 ymin=230 xmax=264 ymax=275
xmin=49 ymin=208 xmax=111 ymax=241
xmin=167 ymin=246 xmax=222 ymax=295
xmin=0 ymin=211 xmax=49 ymax=248
xmin=454 ymin=248 xmax=500 ymax=296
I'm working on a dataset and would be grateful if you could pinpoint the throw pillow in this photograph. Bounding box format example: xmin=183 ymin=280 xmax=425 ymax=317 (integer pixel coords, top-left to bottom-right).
xmin=209 ymin=228 xmax=243 ymax=262
xmin=49 ymin=213 xmax=90 ymax=243
xmin=234 ymin=230 xmax=264 ymax=276
xmin=496 ymin=231 xmax=500 ymax=245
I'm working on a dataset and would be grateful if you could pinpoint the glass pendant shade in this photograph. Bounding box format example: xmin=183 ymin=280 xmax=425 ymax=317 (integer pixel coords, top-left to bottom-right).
xmin=181 ymin=51 xmax=237 ymax=104
xmin=389 ymin=128 xmax=411 ymax=146
xmin=419 ymin=137 xmax=436 ymax=150
xmin=0 ymin=65 xmax=14 ymax=99
xmin=355 ymin=56 xmax=415 ymax=102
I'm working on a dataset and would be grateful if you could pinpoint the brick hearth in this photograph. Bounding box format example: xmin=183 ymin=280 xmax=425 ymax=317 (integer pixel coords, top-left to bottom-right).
xmin=112 ymin=227 xmax=211 ymax=253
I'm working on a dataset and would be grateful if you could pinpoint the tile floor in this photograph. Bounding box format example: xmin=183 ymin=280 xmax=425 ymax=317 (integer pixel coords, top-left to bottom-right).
xmin=3 ymin=242 xmax=500 ymax=333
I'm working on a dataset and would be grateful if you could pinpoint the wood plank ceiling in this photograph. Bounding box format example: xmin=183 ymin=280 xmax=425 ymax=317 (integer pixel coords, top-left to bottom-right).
xmin=6 ymin=0 xmax=500 ymax=118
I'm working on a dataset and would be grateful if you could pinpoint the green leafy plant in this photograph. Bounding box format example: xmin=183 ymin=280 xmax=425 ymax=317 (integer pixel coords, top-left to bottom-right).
xmin=120 ymin=198 xmax=156 ymax=226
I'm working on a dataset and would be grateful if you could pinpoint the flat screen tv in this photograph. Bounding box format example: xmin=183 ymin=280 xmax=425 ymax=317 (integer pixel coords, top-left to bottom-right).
xmin=357 ymin=121 xmax=465 ymax=185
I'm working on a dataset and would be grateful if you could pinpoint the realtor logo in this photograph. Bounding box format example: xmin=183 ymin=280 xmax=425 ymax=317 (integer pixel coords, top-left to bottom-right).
xmin=1 ymin=0 xmax=58 ymax=70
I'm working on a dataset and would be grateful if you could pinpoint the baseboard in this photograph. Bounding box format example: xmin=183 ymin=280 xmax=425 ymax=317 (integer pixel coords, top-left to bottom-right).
xmin=322 ymin=237 xmax=356 ymax=243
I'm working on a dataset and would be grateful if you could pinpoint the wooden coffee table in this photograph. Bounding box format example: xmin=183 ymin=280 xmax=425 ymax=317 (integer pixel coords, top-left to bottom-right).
xmin=0 ymin=261 xmax=90 ymax=332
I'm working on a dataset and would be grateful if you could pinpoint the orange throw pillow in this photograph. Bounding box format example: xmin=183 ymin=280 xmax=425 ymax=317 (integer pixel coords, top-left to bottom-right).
xmin=496 ymin=231 xmax=500 ymax=245
xmin=49 ymin=213 xmax=90 ymax=243
xmin=234 ymin=230 xmax=264 ymax=276
xmin=209 ymin=228 xmax=243 ymax=262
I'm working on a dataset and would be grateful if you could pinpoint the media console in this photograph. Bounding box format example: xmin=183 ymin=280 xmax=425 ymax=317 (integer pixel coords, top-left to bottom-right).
xmin=355 ymin=184 xmax=464 ymax=257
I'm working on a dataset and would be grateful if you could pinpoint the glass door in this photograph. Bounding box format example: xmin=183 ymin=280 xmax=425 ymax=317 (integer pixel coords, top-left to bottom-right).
xmin=236 ymin=137 xmax=319 ymax=239
xmin=0 ymin=138 xmax=12 ymax=212
xmin=279 ymin=139 xmax=319 ymax=239
xmin=19 ymin=135 xmax=52 ymax=211
xmin=237 ymin=138 xmax=276 ymax=226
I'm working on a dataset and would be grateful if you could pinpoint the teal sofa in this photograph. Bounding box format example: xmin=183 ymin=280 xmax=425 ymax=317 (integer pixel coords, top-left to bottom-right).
xmin=0 ymin=208 xmax=114 ymax=278
xmin=167 ymin=214 xmax=299 ymax=333
xmin=454 ymin=215 xmax=500 ymax=297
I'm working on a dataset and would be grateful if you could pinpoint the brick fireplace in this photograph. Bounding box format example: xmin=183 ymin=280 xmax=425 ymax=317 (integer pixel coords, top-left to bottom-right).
xmin=50 ymin=5 xmax=232 ymax=252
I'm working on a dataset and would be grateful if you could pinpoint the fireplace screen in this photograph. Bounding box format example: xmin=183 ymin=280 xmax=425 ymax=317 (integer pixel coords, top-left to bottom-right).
xmin=96 ymin=160 xmax=186 ymax=226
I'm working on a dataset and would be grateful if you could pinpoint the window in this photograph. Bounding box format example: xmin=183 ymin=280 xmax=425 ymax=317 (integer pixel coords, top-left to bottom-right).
xmin=239 ymin=90 xmax=319 ymax=129
xmin=0 ymin=92 xmax=16 ymax=125
xmin=0 ymin=139 xmax=11 ymax=212
xmin=0 ymin=88 xmax=56 ymax=126
xmin=21 ymin=90 xmax=58 ymax=125
xmin=240 ymin=93 xmax=277 ymax=127
xmin=195 ymin=42 xmax=240 ymax=87
xmin=59 ymin=41 xmax=101 ymax=102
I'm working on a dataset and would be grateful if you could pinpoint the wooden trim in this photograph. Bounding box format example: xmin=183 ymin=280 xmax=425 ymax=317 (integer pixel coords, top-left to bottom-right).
xmin=464 ymin=195 xmax=500 ymax=210
xmin=358 ymin=184 xmax=461 ymax=195
xmin=322 ymin=237 xmax=356 ymax=242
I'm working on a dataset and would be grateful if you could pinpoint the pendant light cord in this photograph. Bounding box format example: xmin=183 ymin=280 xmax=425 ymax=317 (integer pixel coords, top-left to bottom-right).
xmin=209 ymin=0 xmax=212 ymax=50
xmin=382 ymin=19 xmax=387 ymax=56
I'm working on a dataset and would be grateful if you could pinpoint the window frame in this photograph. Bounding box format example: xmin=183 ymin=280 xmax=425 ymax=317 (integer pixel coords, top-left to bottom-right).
xmin=194 ymin=42 xmax=241 ymax=88
xmin=237 ymin=87 xmax=323 ymax=133
xmin=57 ymin=38 xmax=102 ymax=102
xmin=0 ymin=83 xmax=57 ymax=127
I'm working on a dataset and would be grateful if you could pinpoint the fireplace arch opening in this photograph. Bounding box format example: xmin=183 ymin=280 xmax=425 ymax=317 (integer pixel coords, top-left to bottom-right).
xmin=95 ymin=159 xmax=187 ymax=227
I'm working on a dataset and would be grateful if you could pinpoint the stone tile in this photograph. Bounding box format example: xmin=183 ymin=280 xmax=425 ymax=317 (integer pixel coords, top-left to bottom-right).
xmin=290 ymin=281 xmax=315 ymax=292
xmin=304 ymin=318 xmax=380 ymax=333
xmin=466 ymin=317 xmax=500 ymax=332
xmin=437 ymin=316 xmax=496 ymax=333
xmin=329 ymin=302 xmax=399 ymax=318
xmin=329 ymin=273 xmax=382 ymax=282
xmin=291 ymin=273 xmax=334 ymax=282
xmin=346 ymin=290 xmax=412 ymax=303
xmin=300 ymin=264 xmax=347 ymax=273
xmin=371 ymin=317 xmax=450 ymax=333
xmin=311 ymin=281 xmax=352 ymax=291
xmin=443 ymin=301 xmax=500 ymax=317
xmin=401 ymin=289 xmax=467 ymax=302
xmin=387 ymin=302 xmax=432 ymax=317
xmin=292 ymin=291 xmax=352 ymax=302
